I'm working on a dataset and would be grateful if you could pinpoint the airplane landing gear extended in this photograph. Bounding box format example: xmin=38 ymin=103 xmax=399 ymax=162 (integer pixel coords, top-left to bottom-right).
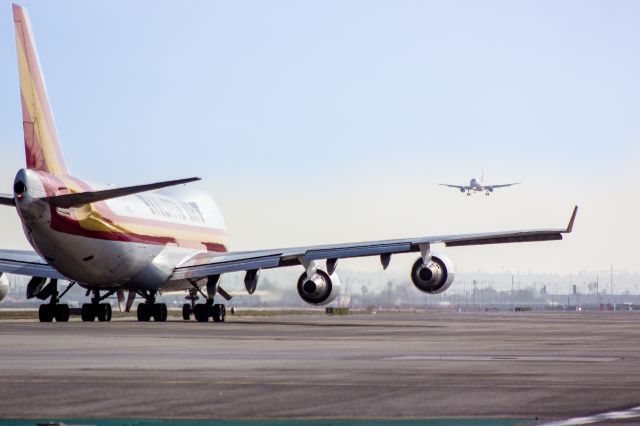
xmin=184 ymin=277 xmax=227 ymax=323
xmin=135 ymin=290 xmax=168 ymax=322
xmin=192 ymin=299 xmax=226 ymax=323
xmin=182 ymin=288 xmax=199 ymax=320
xmin=81 ymin=289 xmax=114 ymax=322
xmin=34 ymin=279 xmax=73 ymax=322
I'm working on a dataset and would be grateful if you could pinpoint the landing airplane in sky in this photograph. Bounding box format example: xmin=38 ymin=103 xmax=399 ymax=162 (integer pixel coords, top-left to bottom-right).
xmin=440 ymin=174 xmax=520 ymax=196
xmin=0 ymin=4 xmax=577 ymax=323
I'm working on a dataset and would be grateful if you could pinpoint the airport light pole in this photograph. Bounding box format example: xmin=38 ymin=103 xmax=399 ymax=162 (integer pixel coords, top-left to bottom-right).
xmin=610 ymin=264 xmax=613 ymax=303
xmin=511 ymin=275 xmax=514 ymax=312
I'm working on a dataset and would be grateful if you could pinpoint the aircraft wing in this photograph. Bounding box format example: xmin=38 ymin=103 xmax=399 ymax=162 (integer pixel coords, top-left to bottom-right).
xmin=171 ymin=206 xmax=577 ymax=281
xmin=0 ymin=249 xmax=68 ymax=280
xmin=487 ymin=182 xmax=520 ymax=189
xmin=439 ymin=184 xmax=468 ymax=190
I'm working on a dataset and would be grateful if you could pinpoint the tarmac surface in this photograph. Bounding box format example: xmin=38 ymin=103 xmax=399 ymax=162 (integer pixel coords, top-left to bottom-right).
xmin=0 ymin=311 xmax=639 ymax=423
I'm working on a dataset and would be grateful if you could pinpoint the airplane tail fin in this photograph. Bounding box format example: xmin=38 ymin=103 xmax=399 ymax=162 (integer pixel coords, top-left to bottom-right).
xmin=13 ymin=3 xmax=68 ymax=176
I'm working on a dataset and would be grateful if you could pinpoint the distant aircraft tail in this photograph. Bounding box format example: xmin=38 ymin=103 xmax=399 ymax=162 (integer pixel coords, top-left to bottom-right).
xmin=13 ymin=3 xmax=68 ymax=176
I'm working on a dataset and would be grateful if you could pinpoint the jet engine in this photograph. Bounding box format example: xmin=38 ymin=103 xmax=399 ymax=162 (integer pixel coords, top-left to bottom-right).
xmin=410 ymin=253 xmax=455 ymax=294
xmin=297 ymin=269 xmax=340 ymax=305
xmin=486 ymin=186 xmax=494 ymax=192
xmin=0 ymin=273 xmax=9 ymax=302
xmin=459 ymin=187 xmax=465 ymax=193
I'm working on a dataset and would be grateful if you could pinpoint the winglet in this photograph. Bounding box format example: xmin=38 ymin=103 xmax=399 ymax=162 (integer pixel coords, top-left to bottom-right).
xmin=566 ymin=206 xmax=578 ymax=233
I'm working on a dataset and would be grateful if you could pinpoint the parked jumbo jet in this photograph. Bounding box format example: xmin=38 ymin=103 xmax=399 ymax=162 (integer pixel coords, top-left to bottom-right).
xmin=440 ymin=173 xmax=520 ymax=196
xmin=0 ymin=4 xmax=577 ymax=322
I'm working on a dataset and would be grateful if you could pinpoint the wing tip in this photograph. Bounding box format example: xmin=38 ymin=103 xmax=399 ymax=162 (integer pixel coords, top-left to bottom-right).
xmin=566 ymin=205 xmax=578 ymax=233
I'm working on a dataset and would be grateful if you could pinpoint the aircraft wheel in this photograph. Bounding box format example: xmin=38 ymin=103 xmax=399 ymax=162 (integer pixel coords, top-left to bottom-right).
xmin=194 ymin=304 xmax=209 ymax=322
xmin=153 ymin=303 xmax=167 ymax=322
xmin=38 ymin=304 xmax=54 ymax=322
xmin=81 ymin=303 xmax=96 ymax=322
xmin=212 ymin=304 xmax=225 ymax=323
xmin=182 ymin=303 xmax=192 ymax=320
xmin=137 ymin=303 xmax=151 ymax=322
xmin=97 ymin=303 xmax=112 ymax=322
xmin=54 ymin=304 xmax=70 ymax=322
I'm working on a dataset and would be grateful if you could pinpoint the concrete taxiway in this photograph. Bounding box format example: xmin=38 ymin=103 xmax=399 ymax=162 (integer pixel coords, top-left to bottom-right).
xmin=0 ymin=311 xmax=638 ymax=422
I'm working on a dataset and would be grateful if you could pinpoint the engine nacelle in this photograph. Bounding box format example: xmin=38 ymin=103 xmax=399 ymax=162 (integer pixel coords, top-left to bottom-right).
xmin=410 ymin=253 xmax=455 ymax=294
xmin=459 ymin=187 xmax=465 ymax=193
xmin=486 ymin=186 xmax=494 ymax=192
xmin=0 ymin=273 xmax=9 ymax=302
xmin=297 ymin=269 xmax=340 ymax=305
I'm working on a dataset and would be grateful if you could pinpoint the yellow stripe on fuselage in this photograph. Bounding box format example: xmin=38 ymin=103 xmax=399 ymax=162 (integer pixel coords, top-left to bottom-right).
xmin=56 ymin=177 xmax=227 ymax=247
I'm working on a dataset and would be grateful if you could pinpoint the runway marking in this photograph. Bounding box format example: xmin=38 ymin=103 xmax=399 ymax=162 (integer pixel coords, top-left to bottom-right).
xmin=537 ymin=405 xmax=640 ymax=425
xmin=387 ymin=355 xmax=619 ymax=363
xmin=0 ymin=419 xmax=529 ymax=426
xmin=0 ymin=378 xmax=637 ymax=390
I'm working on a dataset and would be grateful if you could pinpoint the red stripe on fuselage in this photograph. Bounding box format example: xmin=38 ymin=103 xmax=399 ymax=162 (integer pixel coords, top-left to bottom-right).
xmin=36 ymin=172 xmax=227 ymax=252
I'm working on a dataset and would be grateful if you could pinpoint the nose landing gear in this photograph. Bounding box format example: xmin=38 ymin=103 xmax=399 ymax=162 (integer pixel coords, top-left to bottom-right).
xmin=134 ymin=290 xmax=168 ymax=322
xmin=81 ymin=289 xmax=115 ymax=322
xmin=80 ymin=302 xmax=112 ymax=322
xmin=183 ymin=288 xmax=199 ymax=320
xmin=184 ymin=277 xmax=226 ymax=323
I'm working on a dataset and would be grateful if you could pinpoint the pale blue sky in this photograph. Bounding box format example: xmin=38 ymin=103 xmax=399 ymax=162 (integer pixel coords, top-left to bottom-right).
xmin=0 ymin=1 xmax=638 ymax=274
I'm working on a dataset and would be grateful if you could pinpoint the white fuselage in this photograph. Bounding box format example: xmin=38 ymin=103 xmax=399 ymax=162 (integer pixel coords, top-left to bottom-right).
xmin=14 ymin=168 xmax=228 ymax=292
xmin=469 ymin=178 xmax=483 ymax=192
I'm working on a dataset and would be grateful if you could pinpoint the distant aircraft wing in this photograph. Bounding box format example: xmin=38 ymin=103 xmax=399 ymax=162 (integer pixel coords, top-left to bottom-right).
xmin=0 ymin=249 xmax=68 ymax=279
xmin=487 ymin=183 xmax=520 ymax=189
xmin=439 ymin=184 xmax=468 ymax=190
xmin=170 ymin=206 xmax=578 ymax=281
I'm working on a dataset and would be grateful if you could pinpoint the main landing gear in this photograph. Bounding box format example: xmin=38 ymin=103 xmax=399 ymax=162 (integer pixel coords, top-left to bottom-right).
xmin=192 ymin=300 xmax=226 ymax=323
xmin=135 ymin=290 xmax=168 ymax=322
xmin=38 ymin=279 xmax=73 ymax=322
xmin=182 ymin=279 xmax=226 ymax=323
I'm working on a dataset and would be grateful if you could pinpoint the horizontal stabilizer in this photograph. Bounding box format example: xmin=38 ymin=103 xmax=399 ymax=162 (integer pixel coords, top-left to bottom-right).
xmin=0 ymin=193 xmax=15 ymax=206
xmin=41 ymin=177 xmax=200 ymax=208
